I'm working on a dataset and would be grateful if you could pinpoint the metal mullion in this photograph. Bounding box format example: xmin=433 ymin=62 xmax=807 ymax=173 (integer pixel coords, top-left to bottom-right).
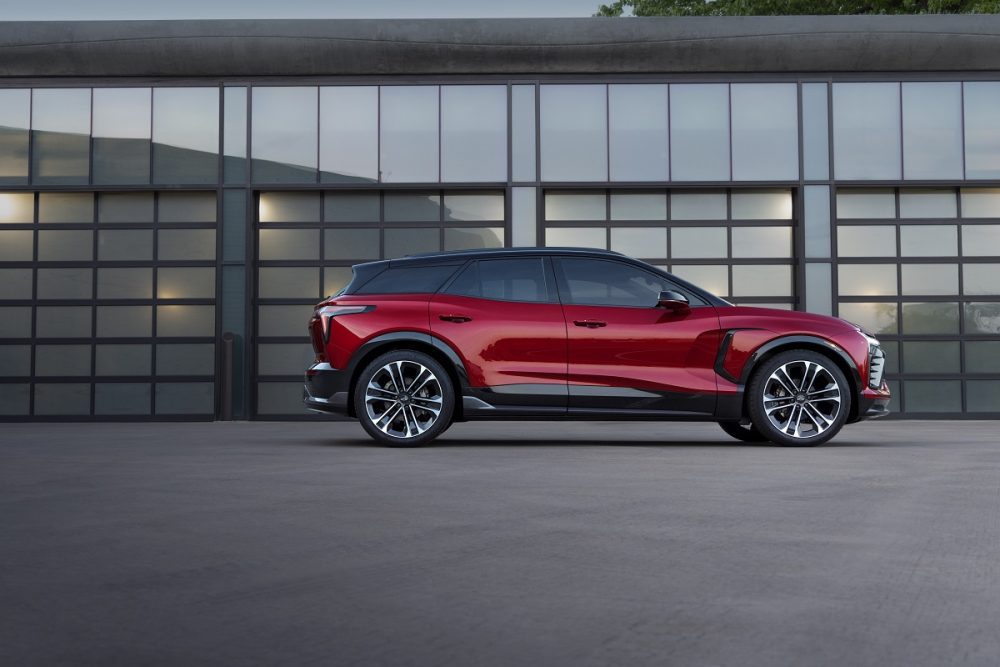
xmin=726 ymin=188 xmax=733 ymax=299
xmin=89 ymin=186 xmax=98 ymax=417
xmin=150 ymin=191 xmax=159 ymax=414
xmin=28 ymin=191 xmax=38 ymax=416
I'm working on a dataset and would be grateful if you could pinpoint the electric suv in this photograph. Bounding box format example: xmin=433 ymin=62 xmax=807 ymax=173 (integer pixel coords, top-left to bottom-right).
xmin=304 ymin=248 xmax=890 ymax=447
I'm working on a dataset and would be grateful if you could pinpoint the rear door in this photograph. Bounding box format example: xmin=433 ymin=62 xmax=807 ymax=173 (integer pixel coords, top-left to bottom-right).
xmin=553 ymin=257 xmax=721 ymax=416
xmin=429 ymin=257 xmax=568 ymax=412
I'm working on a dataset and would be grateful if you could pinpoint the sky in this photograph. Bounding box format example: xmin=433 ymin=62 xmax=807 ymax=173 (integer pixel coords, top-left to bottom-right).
xmin=2 ymin=0 xmax=604 ymax=20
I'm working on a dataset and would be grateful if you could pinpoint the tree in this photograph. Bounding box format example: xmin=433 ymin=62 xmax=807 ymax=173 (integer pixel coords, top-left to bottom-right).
xmin=595 ymin=0 xmax=1000 ymax=16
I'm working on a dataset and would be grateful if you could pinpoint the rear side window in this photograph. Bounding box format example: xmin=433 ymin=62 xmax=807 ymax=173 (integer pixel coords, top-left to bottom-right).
xmin=354 ymin=264 xmax=460 ymax=295
xmin=446 ymin=258 xmax=553 ymax=303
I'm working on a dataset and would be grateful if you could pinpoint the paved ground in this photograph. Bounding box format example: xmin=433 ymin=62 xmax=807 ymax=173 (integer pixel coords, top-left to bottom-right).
xmin=2 ymin=419 xmax=1000 ymax=667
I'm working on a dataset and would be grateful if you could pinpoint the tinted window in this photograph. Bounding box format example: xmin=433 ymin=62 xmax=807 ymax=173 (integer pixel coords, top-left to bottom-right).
xmin=447 ymin=258 xmax=551 ymax=303
xmin=355 ymin=264 xmax=460 ymax=295
xmin=558 ymin=258 xmax=698 ymax=308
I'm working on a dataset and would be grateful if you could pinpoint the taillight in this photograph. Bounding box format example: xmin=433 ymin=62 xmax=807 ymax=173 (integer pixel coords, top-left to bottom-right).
xmin=316 ymin=305 xmax=372 ymax=343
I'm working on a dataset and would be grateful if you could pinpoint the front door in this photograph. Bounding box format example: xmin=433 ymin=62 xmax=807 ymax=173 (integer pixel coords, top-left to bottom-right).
xmin=553 ymin=257 xmax=721 ymax=416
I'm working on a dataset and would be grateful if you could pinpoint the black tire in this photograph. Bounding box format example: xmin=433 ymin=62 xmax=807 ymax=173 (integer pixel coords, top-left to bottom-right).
xmin=746 ymin=349 xmax=852 ymax=447
xmin=354 ymin=350 xmax=455 ymax=447
xmin=718 ymin=420 xmax=768 ymax=443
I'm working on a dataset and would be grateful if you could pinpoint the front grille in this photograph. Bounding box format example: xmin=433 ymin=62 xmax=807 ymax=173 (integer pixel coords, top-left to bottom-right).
xmin=868 ymin=345 xmax=886 ymax=389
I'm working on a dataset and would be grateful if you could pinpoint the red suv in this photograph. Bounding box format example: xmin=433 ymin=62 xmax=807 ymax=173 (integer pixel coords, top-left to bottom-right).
xmin=305 ymin=248 xmax=890 ymax=447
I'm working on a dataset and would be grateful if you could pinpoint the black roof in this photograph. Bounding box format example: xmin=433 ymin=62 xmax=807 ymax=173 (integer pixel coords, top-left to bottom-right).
xmin=392 ymin=247 xmax=625 ymax=265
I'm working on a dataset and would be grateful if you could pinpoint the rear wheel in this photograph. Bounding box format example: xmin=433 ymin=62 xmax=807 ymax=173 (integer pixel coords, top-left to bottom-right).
xmin=354 ymin=350 xmax=454 ymax=447
xmin=747 ymin=349 xmax=852 ymax=447
xmin=718 ymin=420 xmax=768 ymax=443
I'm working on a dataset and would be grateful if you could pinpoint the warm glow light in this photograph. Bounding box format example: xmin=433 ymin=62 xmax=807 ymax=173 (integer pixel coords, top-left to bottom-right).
xmin=0 ymin=193 xmax=33 ymax=224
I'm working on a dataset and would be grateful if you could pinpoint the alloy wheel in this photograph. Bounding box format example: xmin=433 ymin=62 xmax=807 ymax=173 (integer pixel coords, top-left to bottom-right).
xmin=762 ymin=360 xmax=842 ymax=440
xmin=364 ymin=360 xmax=444 ymax=439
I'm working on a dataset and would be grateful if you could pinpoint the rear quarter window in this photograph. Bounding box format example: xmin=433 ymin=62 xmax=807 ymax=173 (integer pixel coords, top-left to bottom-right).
xmin=354 ymin=264 xmax=461 ymax=295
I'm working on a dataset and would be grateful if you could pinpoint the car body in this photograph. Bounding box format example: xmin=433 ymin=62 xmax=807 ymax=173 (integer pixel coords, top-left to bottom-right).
xmin=304 ymin=248 xmax=890 ymax=446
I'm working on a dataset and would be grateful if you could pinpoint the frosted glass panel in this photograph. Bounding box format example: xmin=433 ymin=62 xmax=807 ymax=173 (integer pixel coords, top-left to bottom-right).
xmin=380 ymin=86 xmax=439 ymax=183
xmin=609 ymin=84 xmax=668 ymax=182
xmin=963 ymin=264 xmax=1000 ymax=295
xmin=152 ymin=87 xmax=219 ymax=184
xmin=440 ymin=85 xmax=506 ymax=182
xmin=610 ymin=193 xmax=667 ymax=221
xmin=837 ymin=225 xmax=895 ymax=258
xmin=837 ymin=302 xmax=898 ymax=334
xmin=671 ymin=227 xmax=727 ymax=259
xmin=545 ymin=227 xmax=606 ymax=249
xmin=838 ymin=264 xmax=898 ymax=296
xmin=960 ymin=189 xmax=1000 ymax=218
xmin=320 ymin=86 xmax=378 ymax=183
xmin=0 ymin=192 xmax=34 ymax=223
xmin=899 ymin=189 xmax=957 ymax=219
xmin=670 ymin=192 xmax=726 ymax=220
xmin=900 ymin=264 xmax=958 ymax=295
xmin=964 ymin=82 xmax=1000 ymax=179
xmin=731 ymin=190 xmax=792 ymax=220
xmin=731 ymin=84 xmax=798 ymax=181
xmin=833 ymin=83 xmax=901 ymax=180
xmin=610 ymin=227 xmax=667 ymax=258
xmin=731 ymin=227 xmax=792 ymax=258
xmin=540 ymin=85 xmax=607 ymax=181
xmin=251 ymin=87 xmax=318 ymax=183
xmin=511 ymin=85 xmax=536 ymax=182
xmin=837 ymin=189 xmax=896 ymax=219
xmin=670 ymin=265 xmax=728 ymax=297
xmin=902 ymin=83 xmax=963 ymax=180
xmin=670 ymin=84 xmax=729 ymax=181
xmin=731 ymin=265 xmax=792 ymax=297
xmin=961 ymin=225 xmax=1000 ymax=256
xmin=902 ymin=302 xmax=959 ymax=334
xmin=545 ymin=193 xmax=605 ymax=221
xmin=802 ymin=83 xmax=830 ymax=181
xmin=899 ymin=225 xmax=957 ymax=257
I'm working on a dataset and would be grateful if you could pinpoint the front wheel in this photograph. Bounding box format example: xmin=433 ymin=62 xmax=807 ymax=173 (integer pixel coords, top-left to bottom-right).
xmin=354 ymin=350 xmax=455 ymax=447
xmin=746 ymin=350 xmax=852 ymax=447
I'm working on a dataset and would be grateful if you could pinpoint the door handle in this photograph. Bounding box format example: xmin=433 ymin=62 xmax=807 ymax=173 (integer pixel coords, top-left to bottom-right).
xmin=439 ymin=314 xmax=472 ymax=323
xmin=573 ymin=319 xmax=607 ymax=328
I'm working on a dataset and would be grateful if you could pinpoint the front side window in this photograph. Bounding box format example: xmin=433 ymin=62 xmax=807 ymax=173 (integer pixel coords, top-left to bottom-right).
xmin=446 ymin=258 xmax=552 ymax=303
xmin=557 ymin=258 xmax=699 ymax=308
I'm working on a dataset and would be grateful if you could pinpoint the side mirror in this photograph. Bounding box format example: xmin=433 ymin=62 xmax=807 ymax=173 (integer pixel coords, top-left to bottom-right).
xmin=657 ymin=290 xmax=690 ymax=313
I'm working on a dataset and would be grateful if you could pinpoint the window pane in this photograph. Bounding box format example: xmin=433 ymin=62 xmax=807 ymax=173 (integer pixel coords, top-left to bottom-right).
xmin=39 ymin=192 xmax=93 ymax=223
xmin=804 ymin=186 xmax=831 ymax=258
xmin=899 ymin=189 xmax=957 ymax=219
xmin=96 ymin=344 xmax=151 ymax=375
xmin=92 ymin=88 xmax=151 ymax=185
xmin=966 ymin=302 xmax=1000 ymax=334
xmin=900 ymin=225 xmax=957 ymax=257
xmin=609 ymin=84 xmax=668 ymax=182
xmin=97 ymin=306 xmax=151 ymax=337
xmin=545 ymin=192 xmax=605 ymax=221
xmin=964 ymin=82 xmax=1000 ymax=179
xmin=963 ymin=264 xmax=1000 ymax=295
xmin=384 ymin=193 xmax=440 ymax=222
xmin=157 ymin=305 xmax=215 ymax=337
xmin=966 ymin=341 xmax=1000 ymax=373
xmin=31 ymin=89 xmax=91 ymax=185
xmin=670 ymin=84 xmax=729 ymax=181
xmin=258 ymin=305 xmax=315 ymax=337
xmin=0 ymin=345 xmax=30 ymax=376
xmin=258 ymin=267 xmax=319 ymax=299
xmin=836 ymin=189 xmax=896 ymax=219
xmin=0 ymin=230 xmax=33 ymax=261
xmin=320 ymin=86 xmax=378 ymax=183
xmin=732 ymin=227 xmax=792 ymax=258
xmin=34 ymin=384 xmax=90 ymax=416
xmin=223 ymin=86 xmax=248 ymax=183
xmin=731 ymin=190 xmax=792 ymax=220
xmin=904 ymin=380 xmax=961 ymax=412
xmin=158 ymin=192 xmax=217 ymax=223
xmin=902 ymin=83 xmax=962 ymax=180
xmin=511 ymin=85 xmax=536 ymax=182
xmin=833 ymin=83 xmax=901 ymax=180
xmin=966 ymin=380 xmax=1000 ymax=412
xmin=559 ymin=258 xmax=672 ymax=307
xmin=511 ymin=187 xmax=536 ymax=247
xmin=610 ymin=227 xmax=667 ymax=258
xmin=259 ymin=192 xmax=320 ymax=223
xmin=610 ymin=193 xmax=667 ymax=221
xmin=0 ymin=269 xmax=32 ymax=299
xmin=802 ymin=83 xmax=829 ymax=181
xmin=258 ymin=229 xmax=320 ymax=261
xmin=37 ymin=268 xmax=92 ymax=300
xmin=155 ymin=382 xmax=214 ymax=414
xmin=258 ymin=343 xmax=314 ymax=376
xmin=448 ymin=258 xmax=550 ymax=303
xmin=98 ymin=192 xmax=154 ymax=223
xmin=0 ymin=192 xmax=33 ymax=223
xmin=960 ymin=188 xmax=1000 ymax=218
xmin=441 ymin=85 xmax=506 ymax=182
xmin=731 ymin=265 xmax=792 ymax=297
xmin=671 ymin=265 xmax=728 ymax=297
xmin=962 ymin=225 xmax=1000 ymax=256
xmin=38 ymin=230 xmax=92 ymax=261
xmin=384 ymin=228 xmax=439 ymax=257
xmin=443 ymin=227 xmax=504 ymax=251
xmin=838 ymin=264 xmax=898 ymax=296
xmin=158 ymin=267 xmax=215 ymax=299
xmin=0 ymin=384 xmax=30 ymax=415
xmin=731 ymin=84 xmax=798 ymax=181
xmin=156 ymin=344 xmax=215 ymax=376
xmin=838 ymin=225 xmax=895 ymax=258
xmin=324 ymin=267 xmax=353 ymax=297
xmin=670 ymin=191 xmax=726 ymax=220
xmin=805 ymin=262 xmax=832 ymax=315
xmin=37 ymin=306 xmax=88 ymax=338
xmin=0 ymin=306 xmax=32 ymax=337
xmin=902 ymin=302 xmax=959 ymax=334
xmin=251 ymin=87 xmax=317 ymax=183
xmin=0 ymin=89 xmax=29 ymax=183
xmin=153 ymin=88 xmax=219 ymax=184
xmin=901 ymin=264 xmax=958 ymax=295
xmin=903 ymin=341 xmax=960 ymax=373
xmin=95 ymin=383 xmax=151 ymax=415
xmin=157 ymin=229 xmax=216 ymax=261
xmin=325 ymin=228 xmax=379 ymax=260
xmin=380 ymin=86 xmax=439 ymax=183
xmin=35 ymin=344 xmax=91 ymax=376
xmin=444 ymin=193 xmax=504 ymax=221
xmin=324 ymin=192 xmax=379 ymax=223
xmin=838 ymin=302 xmax=898 ymax=334
xmin=545 ymin=227 xmax=606 ymax=249
xmin=671 ymin=227 xmax=727 ymax=259
xmin=540 ymin=85 xmax=607 ymax=181
xmin=98 ymin=230 xmax=153 ymax=261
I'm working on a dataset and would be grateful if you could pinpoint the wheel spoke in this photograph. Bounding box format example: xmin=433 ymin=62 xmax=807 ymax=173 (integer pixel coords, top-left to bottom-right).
xmin=764 ymin=397 xmax=796 ymax=414
xmin=802 ymin=402 xmax=833 ymax=433
xmin=365 ymin=384 xmax=397 ymax=401
xmin=772 ymin=366 xmax=798 ymax=395
xmin=375 ymin=403 xmax=403 ymax=432
xmin=406 ymin=367 xmax=432 ymax=393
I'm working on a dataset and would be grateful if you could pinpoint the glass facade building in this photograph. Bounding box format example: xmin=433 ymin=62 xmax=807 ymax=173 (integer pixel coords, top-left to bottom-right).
xmin=1 ymin=19 xmax=999 ymax=419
